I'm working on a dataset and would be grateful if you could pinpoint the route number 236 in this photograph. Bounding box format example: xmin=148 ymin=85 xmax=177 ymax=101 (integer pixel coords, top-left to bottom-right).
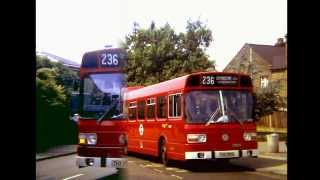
xmin=202 ymin=76 xmax=215 ymax=85
xmin=100 ymin=53 xmax=119 ymax=66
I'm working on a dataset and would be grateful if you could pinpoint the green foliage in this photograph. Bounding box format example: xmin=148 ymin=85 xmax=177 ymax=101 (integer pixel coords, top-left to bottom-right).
xmin=122 ymin=19 xmax=215 ymax=86
xmin=36 ymin=68 xmax=67 ymax=107
xmin=36 ymin=56 xmax=80 ymax=97
xmin=36 ymin=56 xmax=78 ymax=152
xmin=36 ymin=56 xmax=55 ymax=69
xmin=253 ymin=87 xmax=284 ymax=119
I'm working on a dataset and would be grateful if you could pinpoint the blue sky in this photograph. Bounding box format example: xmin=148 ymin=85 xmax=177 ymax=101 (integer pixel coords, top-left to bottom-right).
xmin=36 ymin=0 xmax=287 ymax=71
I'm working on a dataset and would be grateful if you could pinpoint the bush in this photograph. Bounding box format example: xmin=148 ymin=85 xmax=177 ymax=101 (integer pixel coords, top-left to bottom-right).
xmin=36 ymin=57 xmax=78 ymax=152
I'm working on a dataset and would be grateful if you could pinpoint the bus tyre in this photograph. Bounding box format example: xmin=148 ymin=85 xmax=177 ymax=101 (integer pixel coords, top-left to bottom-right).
xmin=217 ymin=158 xmax=230 ymax=165
xmin=160 ymin=140 xmax=170 ymax=166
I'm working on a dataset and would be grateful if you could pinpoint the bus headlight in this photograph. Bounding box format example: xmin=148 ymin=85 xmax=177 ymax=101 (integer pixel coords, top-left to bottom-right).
xmin=243 ymin=132 xmax=257 ymax=141
xmin=87 ymin=134 xmax=97 ymax=145
xmin=187 ymin=134 xmax=207 ymax=143
xmin=79 ymin=133 xmax=97 ymax=145
xmin=119 ymin=134 xmax=126 ymax=145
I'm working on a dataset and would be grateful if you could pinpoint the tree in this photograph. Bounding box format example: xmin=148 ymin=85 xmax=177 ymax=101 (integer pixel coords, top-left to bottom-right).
xmin=36 ymin=68 xmax=67 ymax=107
xmin=36 ymin=56 xmax=80 ymax=97
xmin=36 ymin=56 xmax=78 ymax=152
xmin=253 ymin=86 xmax=284 ymax=119
xmin=121 ymin=19 xmax=215 ymax=86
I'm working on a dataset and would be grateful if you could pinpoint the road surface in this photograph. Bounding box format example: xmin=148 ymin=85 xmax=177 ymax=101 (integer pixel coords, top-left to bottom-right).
xmin=36 ymin=154 xmax=286 ymax=180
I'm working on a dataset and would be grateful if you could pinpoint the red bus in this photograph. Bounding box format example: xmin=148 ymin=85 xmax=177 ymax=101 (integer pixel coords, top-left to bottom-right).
xmin=71 ymin=48 xmax=128 ymax=168
xmin=124 ymin=72 xmax=258 ymax=165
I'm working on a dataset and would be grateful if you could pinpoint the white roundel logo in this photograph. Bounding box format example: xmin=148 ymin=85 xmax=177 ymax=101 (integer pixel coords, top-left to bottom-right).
xmin=222 ymin=133 xmax=229 ymax=141
xmin=139 ymin=124 xmax=144 ymax=136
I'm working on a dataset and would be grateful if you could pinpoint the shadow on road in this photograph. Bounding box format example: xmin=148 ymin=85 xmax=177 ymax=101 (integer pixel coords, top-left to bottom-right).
xmin=127 ymin=152 xmax=256 ymax=173
xmin=96 ymin=169 xmax=127 ymax=180
xmin=171 ymin=160 xmax=255 ymax=173
xmin=231 ymin=157 xmax=286 ymax=169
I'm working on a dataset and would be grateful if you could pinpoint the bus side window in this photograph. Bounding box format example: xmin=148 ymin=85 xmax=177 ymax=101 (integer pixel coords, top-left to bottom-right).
xmin=129 ymin=101 xmax=137 ymax=120
xmin=147 ymin=98 xmax=156 ymax=119
xmin=157 ymin=96 xmax=167 ymax=119
xmin=169 ymin=94 xmax=182 ymax=118
xmin=138 ymin=100 xmax=145 ymax=120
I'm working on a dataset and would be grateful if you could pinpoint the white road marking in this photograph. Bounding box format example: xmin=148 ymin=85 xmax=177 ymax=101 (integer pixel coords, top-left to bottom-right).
xmin=62 ymin=173 xmax=84 ymax=180
xmin=175 ymin=170 xmax=188 ymax=173
xmin=153 ymin=169 xmax=163 ymax=173
xmin=171 ymin=174 xmax=183 ymax=179
xmin=150 ymin=163 xmax=164 ymax=168
xmin=258 ymin=155 xmax=287 ymax=161
xmin=166 ymin=167 xmax=175 ymax=170
xmin=246 ymin=171 xmax=284 ymax=179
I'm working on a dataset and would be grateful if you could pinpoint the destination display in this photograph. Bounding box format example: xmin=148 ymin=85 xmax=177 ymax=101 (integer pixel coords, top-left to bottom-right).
xmin=187 ymin=74 xmax=241 ymax=87
xmin=201 ymin=75 xmax=238 ymax=86
xmin=81 ymin=48 xmax=127 ymax=69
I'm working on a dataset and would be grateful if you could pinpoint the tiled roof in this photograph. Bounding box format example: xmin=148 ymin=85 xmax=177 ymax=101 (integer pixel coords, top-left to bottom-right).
xmin=248 ymin=44 xmax=286 ymax=70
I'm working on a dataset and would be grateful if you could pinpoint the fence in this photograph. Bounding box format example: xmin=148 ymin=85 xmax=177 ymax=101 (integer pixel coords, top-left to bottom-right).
xmin=257 ymin=111 xmax=287 ymax=129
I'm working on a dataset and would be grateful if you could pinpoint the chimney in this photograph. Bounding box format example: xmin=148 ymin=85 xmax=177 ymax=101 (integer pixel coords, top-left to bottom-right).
xmin=285 ymin=35 xmax=287 ymax=66
xmin=275 ymin=38 xmax=285 ymax=47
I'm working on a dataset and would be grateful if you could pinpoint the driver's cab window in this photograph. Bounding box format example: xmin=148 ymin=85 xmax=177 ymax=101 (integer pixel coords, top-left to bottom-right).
xmin=81 ymin=73 xmax=124 ymax=119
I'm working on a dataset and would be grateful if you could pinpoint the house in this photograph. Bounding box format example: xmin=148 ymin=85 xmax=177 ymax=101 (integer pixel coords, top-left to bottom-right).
xmin=223 ymin=37 xmax=287 ymax=129
xmin=224 ymin=37 xmax=287 ymax=106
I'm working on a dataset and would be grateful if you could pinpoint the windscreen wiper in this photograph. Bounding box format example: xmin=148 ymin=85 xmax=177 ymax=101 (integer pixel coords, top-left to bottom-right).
xmin=97 ymin=103 xmax=117 ymax=124
xmin=205 ymin=107 xmax=220 ymax=126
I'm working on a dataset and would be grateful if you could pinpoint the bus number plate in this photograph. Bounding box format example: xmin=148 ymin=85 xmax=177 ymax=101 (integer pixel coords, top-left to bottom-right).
xmin=220 ymin=152 xmax=235 ymax=157
xmin=111 ymin=160 xmax=126 ymax=168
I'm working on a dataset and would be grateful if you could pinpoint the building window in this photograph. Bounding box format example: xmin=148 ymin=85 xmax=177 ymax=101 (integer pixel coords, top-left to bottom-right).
xmin=260 ymin=76 xmax=269 ymax=88
xmin=157 ymin=96 xmax=167 ymax=118
xmin=168 ymin=94 xmax=182 ymax=117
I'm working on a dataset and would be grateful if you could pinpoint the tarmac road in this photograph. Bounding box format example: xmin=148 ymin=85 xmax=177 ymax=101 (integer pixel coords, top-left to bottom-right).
xmin=36 ymin=153 xmax=286 ymax=180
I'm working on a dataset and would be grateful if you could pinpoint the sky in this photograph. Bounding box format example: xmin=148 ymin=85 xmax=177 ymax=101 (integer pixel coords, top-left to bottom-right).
xmin=36 ymin=0 xmax=287 ymax=71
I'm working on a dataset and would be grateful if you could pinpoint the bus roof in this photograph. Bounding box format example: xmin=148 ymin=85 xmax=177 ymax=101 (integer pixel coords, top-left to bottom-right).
xmin=125 ymin=71 xmax=252 ymax=100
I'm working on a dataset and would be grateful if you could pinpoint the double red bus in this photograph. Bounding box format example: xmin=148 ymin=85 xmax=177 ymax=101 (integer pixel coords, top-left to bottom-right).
xmin=124 ymin=72 xmax=258 ymax=165
xmin=71 ymin=48 xmax=128 ymax=168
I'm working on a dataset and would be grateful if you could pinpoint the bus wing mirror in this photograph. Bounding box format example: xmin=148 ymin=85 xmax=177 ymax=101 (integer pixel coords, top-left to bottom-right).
xmin=70 ymin=93 xmax=79 ymax=116
xmin=71 ymin=113 xmax=80 ymax=123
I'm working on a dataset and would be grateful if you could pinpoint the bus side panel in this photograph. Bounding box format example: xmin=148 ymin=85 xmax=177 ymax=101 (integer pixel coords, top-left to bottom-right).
xmin=165 ymin=119 xmax=186 ymax=161
xmin=127 ymin=121 xmax=140 ymax=152
xmin=127 ymin=120 xmax=158 ymax=156
xmin=141 ymin=120 xmax=159 ymax=156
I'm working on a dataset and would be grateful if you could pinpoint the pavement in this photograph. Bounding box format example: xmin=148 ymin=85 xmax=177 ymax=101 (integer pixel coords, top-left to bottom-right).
xmin=36 ymin=141 xmax=287 ymax=176
xmin=36 ymin=145 xmax=77 ymax=161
